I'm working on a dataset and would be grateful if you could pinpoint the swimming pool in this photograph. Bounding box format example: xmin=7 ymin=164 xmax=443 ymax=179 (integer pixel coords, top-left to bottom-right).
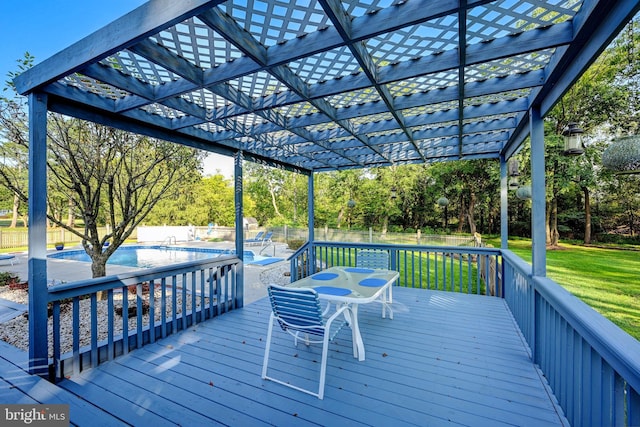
xmin=48 ymin=245 xmax=257 ymax=269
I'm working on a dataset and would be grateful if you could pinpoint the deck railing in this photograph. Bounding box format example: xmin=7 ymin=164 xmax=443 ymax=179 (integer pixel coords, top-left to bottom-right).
xmin=44 ymin=255 xmax=242 ymax=379
xmin=289 ymin=241 xmax=503 ymax=296
xmin=501 ymin=250 xmax=640 ymax=427
xmin=289 ymin=242 xmax=640 ymax=426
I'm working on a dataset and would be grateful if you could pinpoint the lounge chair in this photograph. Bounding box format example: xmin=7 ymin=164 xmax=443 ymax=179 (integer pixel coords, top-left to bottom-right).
xmin=246 ymin=231 xmax=272 ymax=247
xmin=262 ymin=284 xmax=352 ymax=399
xmin=259 ymin=231 xmax=273 ymax=246
xmin=356 ymin=249 xmax=393 ymax=319
xmin=0 ymin=254 xmax=17 ymax=266
xmin=245 ymin=231 xmax=264 ymax=244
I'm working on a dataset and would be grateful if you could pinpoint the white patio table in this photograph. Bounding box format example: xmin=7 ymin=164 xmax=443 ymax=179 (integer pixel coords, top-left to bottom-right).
xmin=286 ymin=266 xmax=399 ymax=361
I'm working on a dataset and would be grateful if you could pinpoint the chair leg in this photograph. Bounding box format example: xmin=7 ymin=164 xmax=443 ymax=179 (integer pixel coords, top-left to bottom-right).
xmin=261 ymin=314 xmax=275 ymax=379
xmin=318 ymin=332 xmax=331 ymax=399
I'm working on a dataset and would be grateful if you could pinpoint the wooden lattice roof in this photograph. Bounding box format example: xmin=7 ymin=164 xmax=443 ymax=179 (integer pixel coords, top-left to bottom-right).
xmin=14 ymin=0 xmax=640 ymax=173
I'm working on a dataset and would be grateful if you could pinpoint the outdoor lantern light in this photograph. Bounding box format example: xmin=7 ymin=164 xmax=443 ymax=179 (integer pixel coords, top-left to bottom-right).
xmin=508 ymin=177 xmax=519 ymax=190
xmin=390 ymin=187 xmax=397 ymax=199
xmin=437 ymin=197 xmax=449 ymax=207
xmin=347 ymin=199 xmax=356 ymax=209
xmin=508 ymin=158 xmax=520 ymax=177
xmin=562 ymin=122 xmax=584 ymax=155
xmin=516 ymin=186 xmax=532 ymax=200
xmin=602 ymin=135 xmax=640 ymax=175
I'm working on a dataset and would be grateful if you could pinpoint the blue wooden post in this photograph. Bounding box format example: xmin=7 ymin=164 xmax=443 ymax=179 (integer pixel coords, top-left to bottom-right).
xmin=530 ymin=107 xmax=546 ymax=277
xmin=28 ymin=92 xmax=49 ymax=376
xmin=234 ymin=151 xmax=244 ymax=307
xmin=500 ymin=154 xmax=508 ymax=249
xmin=308 ymin=172 xmax=315 ymax=273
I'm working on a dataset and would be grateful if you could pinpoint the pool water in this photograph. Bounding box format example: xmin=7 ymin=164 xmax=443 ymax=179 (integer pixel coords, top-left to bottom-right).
xmin=48 ymin=245 xmax=257 ymax=269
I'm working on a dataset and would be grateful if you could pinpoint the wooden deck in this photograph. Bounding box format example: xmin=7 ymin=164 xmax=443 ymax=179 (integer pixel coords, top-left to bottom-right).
xmin=2 ymin=288 xmax=567 ymax=426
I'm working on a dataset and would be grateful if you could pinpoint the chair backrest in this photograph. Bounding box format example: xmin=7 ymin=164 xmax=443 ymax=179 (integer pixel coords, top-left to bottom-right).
xmin=262 ymin=231 xmax=273 ymax=241
xmin=267 ymin=285 xmax=325 ymax=337
xmin=253 ymin=231 xmax=264 ymax=239
xmin=356 ymin=249 xmax=389 ymax=269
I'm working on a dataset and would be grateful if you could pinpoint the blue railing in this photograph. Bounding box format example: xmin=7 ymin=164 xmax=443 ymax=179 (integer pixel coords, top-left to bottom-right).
xmin=290 ymin=241 xmax=503 ymax=296
xmin=290 ymin=242 xmax=640 ymax=426
xmin=45 ymin=255 xmax=242 ymax=379
xmin=501 ymin=250 xmax=640 ymax=427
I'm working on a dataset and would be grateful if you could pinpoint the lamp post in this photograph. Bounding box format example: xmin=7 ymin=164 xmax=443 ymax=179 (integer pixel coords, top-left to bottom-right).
xmin=562 ymin=122 xmax=584 ymax=155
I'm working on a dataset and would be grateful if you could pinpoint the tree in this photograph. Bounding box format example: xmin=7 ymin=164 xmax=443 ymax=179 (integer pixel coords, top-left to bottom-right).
xmin=46 ymin=117 xmax=203 ymax=277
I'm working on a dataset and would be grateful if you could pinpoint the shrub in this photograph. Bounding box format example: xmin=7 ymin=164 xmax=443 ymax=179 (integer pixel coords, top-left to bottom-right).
xmin=0 ymin=271 xmax=20 ymax=287
xmin=287 ymin=238 xmax=306 ymax=251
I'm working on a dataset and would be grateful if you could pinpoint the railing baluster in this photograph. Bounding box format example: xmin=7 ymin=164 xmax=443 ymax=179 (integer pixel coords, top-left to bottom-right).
xmin=172 ymin=275 xmax=178 ymax=333
xmin=216 ymin=266 xmax=222 ymax=316
xmin=199 ymin=269 xmax=206 ymax=316
xmin=190 ymin=271 xmax=197 ymax=324
xmin=122 ymin=286 xmax=129 ymax=355
xmin=161 ymin=277 xmax=167 ymax=338
xmin=136 ymin=282 xmax=143 ymax=349
xmin=181 ymin=272 xmax=187 ymax=330
xmin=149 ymin=279 xmax=156 ymax=344
xmin=107 ymin=289 xmax=114 ymax=361
xmin=90 ymin=293 xmax=98 ymax=368
xmin=52 ymin=302 xmax=61 ymax=377
xmin=72 ymin=297 xmax=80 ymax=376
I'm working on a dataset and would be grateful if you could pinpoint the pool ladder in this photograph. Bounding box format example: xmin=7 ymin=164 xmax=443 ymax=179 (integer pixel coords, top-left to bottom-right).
xmin=160 ymin=236 xmax=177 ymax=247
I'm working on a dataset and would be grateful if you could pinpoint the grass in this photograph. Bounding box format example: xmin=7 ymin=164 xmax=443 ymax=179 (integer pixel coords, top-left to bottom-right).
xmin=487 ymin=237 xmax=640 ymax=341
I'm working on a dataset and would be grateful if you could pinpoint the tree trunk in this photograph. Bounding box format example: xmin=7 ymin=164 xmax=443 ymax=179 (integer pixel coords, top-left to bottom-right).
xmin=551 ymin=197 xmax=560 ymax=246
xmin=67 ymin=198 xmax=76 ymax=227
xmin=269 ymin=185 xmax=282 ymax=217
xmin=582 ymin=186 xmax=591 ymax=244
xmin=456 ymin=196 xmax=465 ymax=233
xmin=10 ymin=192 xmax=19 ymax=228
xmin=336 ymin=207 xmax=344 ymax=228
xmin=92 ymin=253 xmax=109 ymax=300
xmin=545 ymin=201 xmax=551 ymax=244
xmin=467 ymin=192 xmax=477 ymax=234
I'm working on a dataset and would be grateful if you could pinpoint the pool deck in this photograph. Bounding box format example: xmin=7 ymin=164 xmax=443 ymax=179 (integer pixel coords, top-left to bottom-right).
xmin=0 ymin=241 xmax=291 ymax=305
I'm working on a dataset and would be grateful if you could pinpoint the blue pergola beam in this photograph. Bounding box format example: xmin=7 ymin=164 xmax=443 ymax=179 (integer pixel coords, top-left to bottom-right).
xmin=14 ymin=0 xmax=225 ymax=95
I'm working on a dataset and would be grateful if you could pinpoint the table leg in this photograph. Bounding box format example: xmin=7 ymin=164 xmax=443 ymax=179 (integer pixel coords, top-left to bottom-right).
xmin=350 ymin=304 xmax=365 ymax=361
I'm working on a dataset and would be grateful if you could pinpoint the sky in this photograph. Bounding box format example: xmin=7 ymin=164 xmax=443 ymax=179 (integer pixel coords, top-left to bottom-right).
xmin=0 ymin=0 xmax=234 ymax=177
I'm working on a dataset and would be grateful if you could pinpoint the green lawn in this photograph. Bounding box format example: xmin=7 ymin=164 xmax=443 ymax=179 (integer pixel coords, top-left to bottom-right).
xmin=487 ymin=238 xmax=640 ymax=341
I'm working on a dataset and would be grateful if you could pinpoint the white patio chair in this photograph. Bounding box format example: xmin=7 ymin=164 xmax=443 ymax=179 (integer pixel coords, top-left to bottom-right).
xmin=356 ymin=249 xmax=393 ymax=319
xmin=262 ymin=284 xmax=351 ymax=399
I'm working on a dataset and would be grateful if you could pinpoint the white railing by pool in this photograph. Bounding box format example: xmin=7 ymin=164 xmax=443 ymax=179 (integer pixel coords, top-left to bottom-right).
xmin=44 ymin=256 xmax=242 ymax=379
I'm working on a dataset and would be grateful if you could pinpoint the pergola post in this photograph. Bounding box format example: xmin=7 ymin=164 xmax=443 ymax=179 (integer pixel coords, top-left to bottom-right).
xmin=530 ymin=107 xmax=546 ymax=277
xmin=308 ymin=172 xmax=315 ymax=271
xmin=500 ymin=154 xmax=508 ymax=249
xmin=234 ymin=150 xmax=244 ymax=308
xmin=308 ymin=173 xmax=315 ymax=243
xmin=28 ymin=92 xmax=49 ymax=376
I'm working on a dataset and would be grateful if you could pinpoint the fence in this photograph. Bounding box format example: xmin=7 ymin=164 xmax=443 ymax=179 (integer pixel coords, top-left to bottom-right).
xmin=0 ymin=227 xmax=133 ymax=249
xmin=266 ymin=225 xmax=477 ymax=247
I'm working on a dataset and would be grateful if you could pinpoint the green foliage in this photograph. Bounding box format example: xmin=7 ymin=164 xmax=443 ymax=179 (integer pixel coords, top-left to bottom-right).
xmin=0 ymin=271 xmax=19 ymax=286
xmin=286 ymin=238 xmax=306 ymax=251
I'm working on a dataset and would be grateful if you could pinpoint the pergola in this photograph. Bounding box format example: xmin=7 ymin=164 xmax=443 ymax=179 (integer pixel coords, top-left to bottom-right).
xmin=13 ymin=0 xmax=640 ymax=372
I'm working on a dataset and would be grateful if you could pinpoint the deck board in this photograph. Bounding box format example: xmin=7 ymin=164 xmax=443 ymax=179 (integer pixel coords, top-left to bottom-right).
xmin=6 ymin=288 xmax=565 ymax=426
